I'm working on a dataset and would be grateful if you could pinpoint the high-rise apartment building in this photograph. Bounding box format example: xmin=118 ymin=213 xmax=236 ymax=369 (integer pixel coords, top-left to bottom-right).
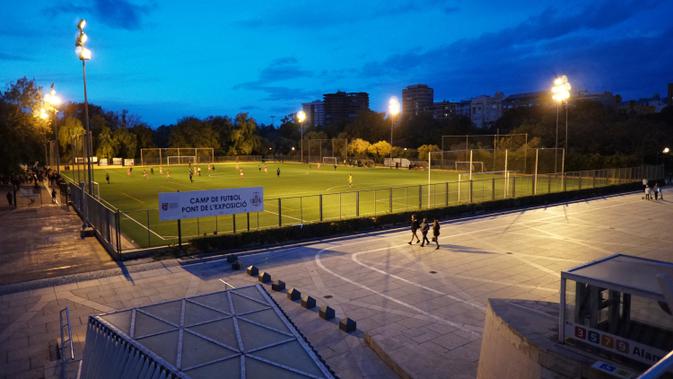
xmin=323 ymin=91 xmax=369 ymax=126
xmin=301 ymin=101 xmax=325 ymax=128
xmin=402 ymin=84 xmax=434 ymax=116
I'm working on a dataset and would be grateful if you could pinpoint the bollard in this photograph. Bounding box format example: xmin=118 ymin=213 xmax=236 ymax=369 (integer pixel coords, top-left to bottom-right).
xmin=287 ymin=288 xmax=301 ymax=301
xmin=339 ymin=318 xmax=357 ymax=333
xmin=301 ymin=295 xmax=316 ymax=309
xmin=231 ymin=261 xmax=241 ymax=270
xmin=246 ymin=265 xmax=259 ymax=276
xmin=258 ymin=272 xmax=271 ymax=283
xmin=319 ymin=306 xmax=335 ymax=320
xmin=271 ymin=280 xmax=286 ymax=292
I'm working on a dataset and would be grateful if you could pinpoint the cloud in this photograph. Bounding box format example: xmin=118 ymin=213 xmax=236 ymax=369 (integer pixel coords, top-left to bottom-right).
xmin=234 ymin=57 xmax=318 ymax=101
xmin=44 ymin=0 xmax=156 ymax=30
xmin=359 ymin=0 xmax=668 ymax=85
xmin=238 ymin=0 xmax=459 ymax=29
xmin=0 ymin=52 xmax=34 ymax=61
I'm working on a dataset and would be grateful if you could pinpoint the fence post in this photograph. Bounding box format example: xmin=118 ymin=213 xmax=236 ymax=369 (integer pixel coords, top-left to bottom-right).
xmin=469 ymin=180 xmax=473 ymax=203
xmin=548 ymin=175 xmax=552 ymax=193
xmin=356 ymin=191 xmax=360 ymax=217
xmin=579 ymin=175 xmax=583 ymax=190
xmin=512 ymin=176 xmax=517 ymax=198
xmin=319 ymin=194 xmax=323 ymax=221
xmin=146 ymin=210 xmax=151 ymax=247
xmin=416 ymin=185 xmax=421 ymax=209
xmin=233 ymin=214 xmax=237 ymax=234
xmin=115 ymin=210 xmax=121 ymax=254
xmin=300 ymin=197 xmax=303 ymax=224
xmin=532 ymin=175 xmax=536 ymax=195
xmin=389 ymin=188 xmax=393 ymax=213
xmin=247 ymin=212 xmax=250 ymax=232
xmin=491 ymin=178 xmax=495 ymax=201
xmin=278 ymin=198 xmax=282 ymax=227
xmin=592 ymin=170 xmax=596 ymax=188
xmin=445 ymin=182 xmax=449 ymax=206
xmin=177 ymin=219 xmax=182 ymax=249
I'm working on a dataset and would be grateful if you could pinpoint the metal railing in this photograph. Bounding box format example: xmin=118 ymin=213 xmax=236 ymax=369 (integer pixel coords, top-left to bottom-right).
xmin=67 ymin=180 xmax=122 ymax=256
xmin=110 ymin=165 xmax=661 ymax=252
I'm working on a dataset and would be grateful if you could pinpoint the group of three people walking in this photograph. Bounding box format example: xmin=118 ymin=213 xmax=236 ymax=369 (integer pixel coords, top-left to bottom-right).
xmin=408 ymin=214 xmax=440 ymax=250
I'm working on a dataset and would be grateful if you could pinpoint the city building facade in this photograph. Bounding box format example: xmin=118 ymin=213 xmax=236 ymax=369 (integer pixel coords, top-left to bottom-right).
xmin=323 ymin=91 xmax=369 ymax=126
xmin=301 ymin=100 xmax=325 ymax=128
xmin=402 ymin=84 xmax=434 ymax=116
xmin=470 ymin=92 xmax=504 ymax=128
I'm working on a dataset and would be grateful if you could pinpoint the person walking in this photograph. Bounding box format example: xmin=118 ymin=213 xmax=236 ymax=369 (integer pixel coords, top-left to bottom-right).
xmin=432 ymin=219 xmax=440 ymax=250
xmin=644 ymin=185 xmax=651 ymax=200
xmin=276 ymin=167 xmax=280 ymax=177
xmin=653 ymin=183 xmax=660 ymax=200
xmin=188 ymin=168 xmax=194 ymax=183
xmin=105 ymin=172 xmax=110 ymax=184
xmin=51 ymin=188 xmax=57 ymax=203
xmin=408 ymin=214 xmax=420 ymax=244
xmin=420 ymin=218 xmax=431 ymax=247
xmin=6 ymin=191 xmax=13 ymax=208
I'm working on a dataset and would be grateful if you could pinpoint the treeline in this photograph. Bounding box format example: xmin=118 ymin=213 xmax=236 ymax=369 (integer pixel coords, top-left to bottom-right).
xmin=1 ymin=77 xmax=672 ymax=175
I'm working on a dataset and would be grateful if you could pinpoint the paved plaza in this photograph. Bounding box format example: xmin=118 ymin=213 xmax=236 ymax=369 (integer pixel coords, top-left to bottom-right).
xmin=0 ymin=188 xmax=671 ymax=378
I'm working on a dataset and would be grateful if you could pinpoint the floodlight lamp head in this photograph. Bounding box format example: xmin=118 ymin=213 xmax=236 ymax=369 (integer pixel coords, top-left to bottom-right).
xmin=296 ymin=110 xmax=306 ymax=123
xmin=78 ymin=19 xmax=87 ymax=31
xmin=664 ymin=147 xmax=671 ymax=154
xmin=388 ymin=96 xmax=401 ymax=117
xmin=78 ymin=46 xmax=92 ymax=60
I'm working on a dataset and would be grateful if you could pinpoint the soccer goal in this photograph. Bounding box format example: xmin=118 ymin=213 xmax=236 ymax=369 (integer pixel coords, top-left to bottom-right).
xmin=455 ymin=161 xmax=484 ymax=172
xmin=167 ymin=156 xmax=196 ymax=166
xmin=322 ymin=156 xmax=338 ymax=166
xmin=140 ymin=148 xmax=214 ymax=166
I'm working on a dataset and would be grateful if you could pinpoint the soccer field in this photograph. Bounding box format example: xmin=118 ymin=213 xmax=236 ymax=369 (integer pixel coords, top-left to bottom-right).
xmin=63 ymin=162 xmax=599 ymax=249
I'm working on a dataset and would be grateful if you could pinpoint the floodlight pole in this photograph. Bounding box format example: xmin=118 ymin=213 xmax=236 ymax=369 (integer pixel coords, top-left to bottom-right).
xmin=300 ymin=120 xmax=304 ymax=163
xmin=554 ymin=104 xmax=559 ymax=173
xmin=390 ymin=116 xmax=394 ymax=167
xmin=81 ymin=60 xmax=94 ymax=194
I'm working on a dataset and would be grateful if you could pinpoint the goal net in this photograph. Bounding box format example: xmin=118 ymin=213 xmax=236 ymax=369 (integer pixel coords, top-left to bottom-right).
xmin=140 ymin=148 xmax=214 ymax=166
xmin=322 ymin=157 xmax=338 ymax=166
xmin=167 ymin=156 xmax=196 ymax=166
xmin=455 ymin=161 xmax=484 ymax=172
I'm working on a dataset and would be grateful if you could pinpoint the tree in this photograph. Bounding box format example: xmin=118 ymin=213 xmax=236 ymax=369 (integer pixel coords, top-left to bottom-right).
xmin=343 ymin=111 xmax=387 ymax=141
xmin=417 ymin=144 xmax=440 ymax=160
xmin=58 ymin=117 xmax=85 ymax=161
xmin=367 ymin=140 xmax=392 ymax=159
xmin=348 ymin=138 xmax=370 ymax=158
xmin=229 ymin=113 xmax=260 ymax=155
xmin=96 ymin=125 xmax=116 ymax=160
xmin=113 ymin=127 xmax=137 ymax=158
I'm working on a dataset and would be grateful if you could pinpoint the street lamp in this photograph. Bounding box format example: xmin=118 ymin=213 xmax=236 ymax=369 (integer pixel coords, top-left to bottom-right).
xmin=296 ymin=110 xmax=306 ymax=163
xmin=551 ymin=75 xmax=571 ymax=175
xmin=388 ymin=96 xmax=400 ymax=167
xmin=42 ymin=84 xmax=63 ymax=173
xmin=76 ymin=18 xmax=94 ymax=194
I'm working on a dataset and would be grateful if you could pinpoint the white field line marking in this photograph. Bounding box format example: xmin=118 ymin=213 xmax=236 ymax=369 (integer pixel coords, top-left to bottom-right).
xmin=351 ymin=245 xmax=485 ymax=311
xmin=120 ymin=192 xmax=145 ymax=205
xmin=355 ymin=258 xmax=557 ymax=293
xmin=120 ymin=211 xmax=167 ymax=240
xmin=468 ymin=235 xmax=561 ymax=278
xmin=314 ymin=247 xmax=482 ymax=336
xmin=219 ymin=279 xmax=236 ymax=289
xmin=263 ymin=209 xmax=303 ymax=222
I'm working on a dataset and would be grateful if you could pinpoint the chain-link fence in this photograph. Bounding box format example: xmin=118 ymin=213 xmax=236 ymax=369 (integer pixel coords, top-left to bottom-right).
xmin=103 ymin=165 xmax=661 ymax=252
xmin=67 ymin=181 xmax=122 ymax=257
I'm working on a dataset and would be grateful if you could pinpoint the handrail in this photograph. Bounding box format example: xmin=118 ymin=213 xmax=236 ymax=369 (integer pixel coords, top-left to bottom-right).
xmin=637 ymin=349 xmax=673 ymax=379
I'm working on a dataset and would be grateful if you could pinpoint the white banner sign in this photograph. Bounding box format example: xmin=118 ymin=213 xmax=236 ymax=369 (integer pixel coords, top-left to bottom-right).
xmin=158 ymin=187 xmax=264 ymax=221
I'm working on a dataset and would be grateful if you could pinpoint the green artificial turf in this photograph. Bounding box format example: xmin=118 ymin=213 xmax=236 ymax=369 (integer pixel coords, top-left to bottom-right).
xmin=63 ymin=162 xmax=600 ymax=249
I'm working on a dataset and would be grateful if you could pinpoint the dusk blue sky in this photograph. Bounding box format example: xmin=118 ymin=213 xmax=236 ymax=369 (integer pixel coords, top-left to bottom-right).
xmin=1 ymin=0 xmax=672 ymax=126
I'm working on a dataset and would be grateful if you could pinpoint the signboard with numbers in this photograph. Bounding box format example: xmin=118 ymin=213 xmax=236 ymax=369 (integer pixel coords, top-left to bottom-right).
xmin=566 ymin=323 xmax=667 ymax=366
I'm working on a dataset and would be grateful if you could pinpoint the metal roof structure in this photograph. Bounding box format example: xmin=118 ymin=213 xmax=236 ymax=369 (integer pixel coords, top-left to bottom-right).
xmin=80 ymin=284 xmax=334 ymax=379
xmin=563 ymin=254 xmax=673 ymax=300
